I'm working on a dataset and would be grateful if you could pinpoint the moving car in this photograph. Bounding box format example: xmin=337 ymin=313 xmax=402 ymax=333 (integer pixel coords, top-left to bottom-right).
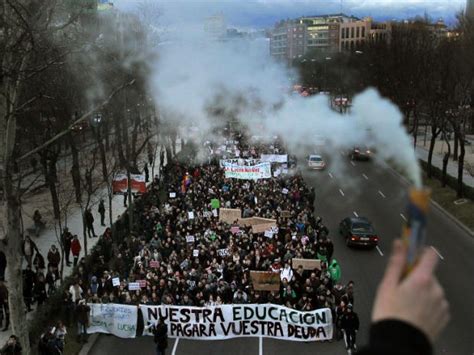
xmin=350 ymin=146 xmax=372 ymax=161
xmin=339 ymin=217 xmax=379 ymax=247
xmin=307 ymin=154 xmax=326 ymax=170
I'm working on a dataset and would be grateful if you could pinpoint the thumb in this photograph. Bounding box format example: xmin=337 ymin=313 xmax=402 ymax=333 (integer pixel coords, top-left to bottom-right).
xmin=380 ymin=239 xmax=406 ymax=289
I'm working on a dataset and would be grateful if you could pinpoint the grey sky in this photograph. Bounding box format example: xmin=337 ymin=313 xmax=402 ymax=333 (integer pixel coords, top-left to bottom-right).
xmin=114 ymin=0 xmax=466 ymax=28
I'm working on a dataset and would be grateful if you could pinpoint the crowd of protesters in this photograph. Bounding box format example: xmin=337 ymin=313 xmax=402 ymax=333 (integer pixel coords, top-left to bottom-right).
xmin=9 ymin=131 xmax=360 ymax=353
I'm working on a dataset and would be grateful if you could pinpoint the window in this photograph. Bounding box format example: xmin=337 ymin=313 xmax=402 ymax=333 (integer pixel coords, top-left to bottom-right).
xmin=341 ymin=28 xmax=345 ymax=39
xmin=351 ymin=27 xmax=354 ymax=38
xmin=356 ymin=27 xmax=360 ymax=37
xmin=362 ymin=27 xmax=365 ymax=37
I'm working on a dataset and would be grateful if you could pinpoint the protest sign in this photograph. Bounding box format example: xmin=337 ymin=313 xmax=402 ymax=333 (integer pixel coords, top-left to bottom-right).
xmin=140 ymin=304 xmax=333 ymax=341
xmin=240 ymin=217 xmax=277 ymax=234
xmin=112 ymin=277 xmax=120 ymax=287
xmin=211 ymin=198 xmax=220 ymax=209
xmin=138 ymin=280 xmax=147 ymax=288
xmin=264 ymin=230 xmax=273 ymax=238
xmin=250 ymin=271 xmax=280 ymax=291
xmin=281 ymin=210 xmax=291 ymax=218
xmin=292 ymin=258 xmax=321 ymax=271
xmin=112 ymin=174 xmax=128 ymax=194
xmin=282 ymin=188 xmax=289 ymax=194
xmin=212 ymin=209 xmax=218 ymax=217
xmin=186 ymin=235 xmax=195 ymax=243
xmin=87 ymin=303 xmax=138 ymax=338
xmin=223 ymin=162 xmax=271 ymax=180
xmin=128 ymin=282 xmax=140 ymax=291
xmin=219 ymin=208 xmax=241 ymax=224
xmin=260 ymin=154 xmax=288 ymax=163
xmin=130 ymin=174 xmax=146 ymax=194
xmin=149 ymin=260 xmax=159 ymax=268
xmin=169 ymin=192 xmax=176 ymax=198
xmin=188 ymin=211 xmax=195 ymax=220
xmin=230 ymin=226 xmax=241 ymax=235
xmin=217 ymin=249 xmax=229 ymax=257
xmin=193 ymin=249 xmax=199 ymax=257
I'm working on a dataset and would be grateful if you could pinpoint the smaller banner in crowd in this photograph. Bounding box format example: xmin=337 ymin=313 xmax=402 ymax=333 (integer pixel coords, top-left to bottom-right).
xmin=112 ymin=174 xmax=147 ymax=194
xmin=260 ymin=154 xmax=288 ymax=163
xmin=141 ymin=304 xmax=332 ymax=341
xmin=223 ymin=162 xmax=271 ymax=180
xmin=219 ymin=208 xmax=242 ymax=224
xmin=219 ymin=159 xmax=260 ymax=168
xmin=292 ymin=258 xmax=321 ymax=271
xmin=250 ymin=271 xmax=280 ymax=291
xmin=87 ymin=303 xmax=138 ymax=338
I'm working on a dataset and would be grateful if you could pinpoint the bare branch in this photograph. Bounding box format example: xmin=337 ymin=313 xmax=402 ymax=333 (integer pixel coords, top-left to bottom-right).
xmin=16 ymin=79 xmax=136 ymax=162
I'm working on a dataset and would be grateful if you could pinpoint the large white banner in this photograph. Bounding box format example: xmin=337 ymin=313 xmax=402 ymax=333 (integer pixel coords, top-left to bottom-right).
xmin=224 ymin=162 xmax=272 ymax=180
xmin=260 ymin=154 xmax=288 ymax=163
xmin=219 ymin=159 xmax=260 ymax=168
xmin=87 ymin=303 xmax=138 ymax=338
xmin=140 ymin=304 xmax=333 ymax=342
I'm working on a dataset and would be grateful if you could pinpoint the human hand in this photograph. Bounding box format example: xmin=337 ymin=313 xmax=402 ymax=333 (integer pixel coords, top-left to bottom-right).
xmin=372 ymin=239 xmax=450 ymax=343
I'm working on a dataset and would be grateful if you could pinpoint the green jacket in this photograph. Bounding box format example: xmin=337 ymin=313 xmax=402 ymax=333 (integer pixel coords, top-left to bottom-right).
xmin=329 ymin=259 xmax=341 ymax=283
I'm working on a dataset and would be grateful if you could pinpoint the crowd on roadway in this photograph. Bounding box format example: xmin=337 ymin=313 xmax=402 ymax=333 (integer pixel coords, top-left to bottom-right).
xmin=9 ymin=130 xmax=360 ymax=352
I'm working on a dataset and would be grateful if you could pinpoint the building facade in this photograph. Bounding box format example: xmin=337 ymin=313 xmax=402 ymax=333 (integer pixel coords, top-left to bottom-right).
xmin=468 ymin=0 xmax=474 ymax=19
xmin=270 ymin=14 xmax=391 ymax=64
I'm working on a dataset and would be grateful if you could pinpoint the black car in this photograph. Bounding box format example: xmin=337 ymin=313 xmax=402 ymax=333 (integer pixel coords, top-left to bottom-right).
xmin=339 ymin=217 xmax=379 ymax=247
xmin=350 ymin=146 xmax=372 ymax=161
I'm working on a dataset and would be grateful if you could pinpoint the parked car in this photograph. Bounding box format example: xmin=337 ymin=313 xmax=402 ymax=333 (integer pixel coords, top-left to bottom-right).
xmin=339 ymin=217 xmax=379 ymax=247
xmin=307 ymin=154 xmax=326 ymax=170
xmin=350 ymin=146 xmax=372 ymax=161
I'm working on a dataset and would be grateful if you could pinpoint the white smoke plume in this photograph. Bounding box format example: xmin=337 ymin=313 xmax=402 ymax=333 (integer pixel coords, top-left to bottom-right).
xmin=141 ymin=2 xmax=421 ymax=187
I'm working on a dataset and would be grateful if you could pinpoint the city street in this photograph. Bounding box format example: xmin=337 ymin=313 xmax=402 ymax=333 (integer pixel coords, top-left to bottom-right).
xmin=89 ymin=155 xmax=474 ymax=355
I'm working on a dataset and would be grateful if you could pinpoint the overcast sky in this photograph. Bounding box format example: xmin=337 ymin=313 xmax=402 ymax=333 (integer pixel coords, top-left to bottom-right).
xmin=114 ymin=0 xmax=466 ymax=28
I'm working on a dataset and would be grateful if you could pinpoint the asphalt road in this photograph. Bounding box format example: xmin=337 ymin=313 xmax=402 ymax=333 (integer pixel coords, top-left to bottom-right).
xmin=89 ymin=154 xmax=474 ymax=355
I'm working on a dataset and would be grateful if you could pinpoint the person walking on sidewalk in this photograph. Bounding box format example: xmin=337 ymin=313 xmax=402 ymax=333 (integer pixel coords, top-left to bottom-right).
xmin=22 ymin=235 xmax=38 ymax=267
xmin=341 ymin=304 xmax=360 ymax=351
xmin=98 ymin=199 xmax=106 ymax=226
xmin=0 ymin=251 xmax=6 ymax=282
xmin=0 ymin=280 xmax=9 ymax=332
xmin=71 ymin=235 xmax=81 ymax=267
xmin=47 ymin=245 xmax=60 ymax=270
xmin=123 ymin=191 xmax=128 ymax=207
xmin=62 ymin=228 xmax=73 ymax=267
xmin=144 ymin=163 xmax=150 ymax=182
xmin=75 ymin=300 xmax=90 ymax=343
xmin=84 ymin=209 xmax=96 ymax=238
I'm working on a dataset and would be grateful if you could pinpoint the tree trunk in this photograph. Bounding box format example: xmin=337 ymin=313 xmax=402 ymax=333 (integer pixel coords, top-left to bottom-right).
xmin=427 ymin=128 xmax=438 ymax=179
xmin=453 ymin=131 xmax=459 ymax=161
xmin=3 ymin=179 xmax=31 ymax=354
xmin=441 ymin=138 xmax=451 ymax=188
xmin=457 ymin=140 xmax=466 ymax=198
xmin=68 ymin=133 xmax=82 ymax=203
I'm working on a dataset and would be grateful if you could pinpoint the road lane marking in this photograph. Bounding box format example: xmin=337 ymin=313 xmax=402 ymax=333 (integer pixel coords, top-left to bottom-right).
xmin=378 ymin=190 xmax=386 ymax=198
xmin=172 ymin=338 xmax=180 ymax=355
xmin=362 ymin=173 xmax=368 ymax=180
xmin=350 ymin=161 xmax=356 ymax=167
xmin=400 ymin=213 xmax=407 ymax=222
xmin=353 ymin=211 xmax=358 ymax=217
xmin=339 ymin=189 xmax=345 ymax=197
xmin=259 ymin=336 xmax=263 ymax=355
xmin=328 ymin=172 xmax=334 ymax=179
xmin=376 ymin=246 xmax=384 ymax=256
xmin=431 ymin=246 xmax=445 ymax=260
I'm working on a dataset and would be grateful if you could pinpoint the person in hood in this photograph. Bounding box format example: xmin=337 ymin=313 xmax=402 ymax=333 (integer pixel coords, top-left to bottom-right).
xmin=329 ymin=259 xmax=342 ymax=283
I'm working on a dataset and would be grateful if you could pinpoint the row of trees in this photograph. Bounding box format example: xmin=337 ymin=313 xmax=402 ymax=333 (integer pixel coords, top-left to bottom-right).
xmin=296 ymin=14 xmax=474 ymax=197
xmin=0 ymin=1 xmax=170 ymax=353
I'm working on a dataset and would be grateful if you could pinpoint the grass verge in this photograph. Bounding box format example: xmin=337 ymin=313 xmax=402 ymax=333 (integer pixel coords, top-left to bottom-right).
xmin=423 ymin=173 xmax=474 ymax=232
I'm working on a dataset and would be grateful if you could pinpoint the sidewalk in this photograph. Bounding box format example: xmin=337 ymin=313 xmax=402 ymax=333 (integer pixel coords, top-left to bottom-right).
xmin=0 ymin=139 xmax=166 ymax=348
xmin=415 ymin=136 xmax=474 ymax=188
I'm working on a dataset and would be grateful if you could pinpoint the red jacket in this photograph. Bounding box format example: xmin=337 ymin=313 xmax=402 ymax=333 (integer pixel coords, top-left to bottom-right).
xmin=71 ymin=239 xmax=81 ymax=256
